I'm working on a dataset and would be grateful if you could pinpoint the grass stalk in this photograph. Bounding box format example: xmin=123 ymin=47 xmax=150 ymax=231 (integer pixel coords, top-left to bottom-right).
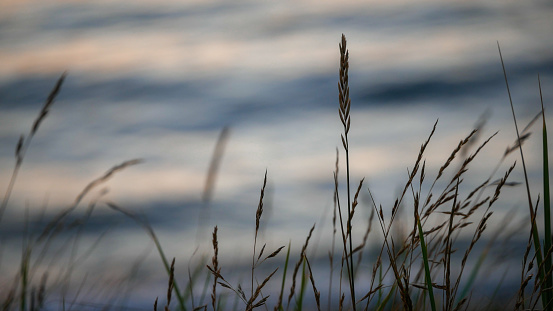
xmin=211 ymin=226 xmax=219 ymax=311
xmin=338 ymin=33 xmax=357 ymax=311
xmin=107 ymin=202 xmax=188 ymax=311
xmin=252 ymin=171 xmax=267 ymax=299
xmin=0 ymin=73 xmax=66 ymax=225
xmin=304 ymin=255 xmax=321 ymax=311
xmin=498 ymin=42 xmax=546 ymax=309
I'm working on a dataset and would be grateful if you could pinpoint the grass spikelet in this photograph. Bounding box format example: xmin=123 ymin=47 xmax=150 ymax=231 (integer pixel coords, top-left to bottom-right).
xmin=257 ymin=244 xmax=266 ymax=263
xmin=338 ymin=35 xmax=351 ymax=142
xmin=0 ymin=73 xmax=66 ymax=224
xmin=436 ymin=129 xmax=477 ymax=182
xmin=32 ymin=72 xmax=67 ymax=135
xmin=504 ymin=112 xmax=541 ymax=157
xmin=252 ymin=170 xmax=268 ymax=298
xmin=246 ymin=268 xmax=278 ymax=311
xmin=256 ymin=170 xmax=268 ymax=236
xmin=348 ymin=178 xmax=365 ymax=230
xmin=259 ymin=246 xmax=285 ymax=266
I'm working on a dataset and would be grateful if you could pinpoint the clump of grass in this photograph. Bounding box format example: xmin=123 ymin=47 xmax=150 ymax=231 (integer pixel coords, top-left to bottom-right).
xmin=207 ymin=171 xmax=284 ymax=311
xmin=2 ymin=35 xmax=551 ymax=311
xmin=0 ymin=73 xmax=149 ymax=311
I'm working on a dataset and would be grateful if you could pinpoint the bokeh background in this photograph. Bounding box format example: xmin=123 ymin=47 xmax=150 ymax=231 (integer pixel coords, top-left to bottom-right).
xmin=1 ymin=0 xmax=553 ymax=309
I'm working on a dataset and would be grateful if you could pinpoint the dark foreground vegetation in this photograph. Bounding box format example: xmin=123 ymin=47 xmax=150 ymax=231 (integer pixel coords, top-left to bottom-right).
xmin=1 ymin=35 xmax=551 ymax=311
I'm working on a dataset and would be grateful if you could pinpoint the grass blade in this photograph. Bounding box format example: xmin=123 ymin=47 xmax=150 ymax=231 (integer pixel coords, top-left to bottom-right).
xmin=107 ymin=202 xmax=188 ymax=311
xmin=276 ymin=241 xmax=291 ymax=311
xmin=540 ymin=74 xmax=552 ymax=310
xmin=375 ymin=283 xmax=396 ymax=311
xmin=294 ymin=260 xmax=307 ymax=311
xmin=416 ymin=213 xmax=436 ymax=311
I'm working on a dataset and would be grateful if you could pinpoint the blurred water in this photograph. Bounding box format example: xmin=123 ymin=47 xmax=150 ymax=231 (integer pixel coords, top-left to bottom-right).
xmin=1 ymin=0 xmax=553 ymax=309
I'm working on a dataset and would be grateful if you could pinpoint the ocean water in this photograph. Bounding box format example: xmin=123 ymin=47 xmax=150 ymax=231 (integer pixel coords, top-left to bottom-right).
xmin=1 ymin=0 xmax=553 ymax=309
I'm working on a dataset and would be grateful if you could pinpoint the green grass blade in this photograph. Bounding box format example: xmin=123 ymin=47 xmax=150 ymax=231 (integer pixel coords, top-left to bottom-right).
xmin=485 ymin=269 xmax=509 ymax=310
xmin=199 ymin=269 xmax=211 ymax=308
xmin=416 ymin=214 xmax=437 ymax=311
xmin=277 ymin=241 xmax=291 ymax=311
xmin=376 ymin=265 xmax=383 ymax=307
xmin=151 ymin=231 xmax=188 ymax=311
xmin=540 ymin=75 xmax=552 ymax=310
xmin=457 ymin=248 xmax=488 ymax=303
xmin=20 ymin=248 xmax=30 ymax=311
xmin=184 ymin=259 xmax=205 ymax=304
xmin=376 ymin=283 xmax=396 ymax=311
xmin=294 ymin=260 xmax=307 ymax=311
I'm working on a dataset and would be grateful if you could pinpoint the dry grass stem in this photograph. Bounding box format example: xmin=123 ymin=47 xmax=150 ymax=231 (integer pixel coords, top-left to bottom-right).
xmin=165 ymin=258 xmax=175 ymax=311
xmin=304 ymin=255 xmax=321 ymax=311
xmin=0 ymin=73 xmax=67 ymax=225
xmin=39 ymin=159 xmax=143 ymax=242
xmin=211 ymin=226 xmax=219 ymax=311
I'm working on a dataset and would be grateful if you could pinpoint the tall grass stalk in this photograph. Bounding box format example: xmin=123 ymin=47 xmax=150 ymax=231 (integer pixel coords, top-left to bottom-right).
xmin=498 ymin=42 xmax=547 ymax=309
xmin=252 ymin=171 xmax=267 ymax=299
xmin=338 ymin=33 xmax=357 ymax=311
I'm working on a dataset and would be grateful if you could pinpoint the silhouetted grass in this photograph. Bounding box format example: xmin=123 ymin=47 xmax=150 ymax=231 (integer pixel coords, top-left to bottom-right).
xmin=1 ymin=35 xmax=551 ymax=311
